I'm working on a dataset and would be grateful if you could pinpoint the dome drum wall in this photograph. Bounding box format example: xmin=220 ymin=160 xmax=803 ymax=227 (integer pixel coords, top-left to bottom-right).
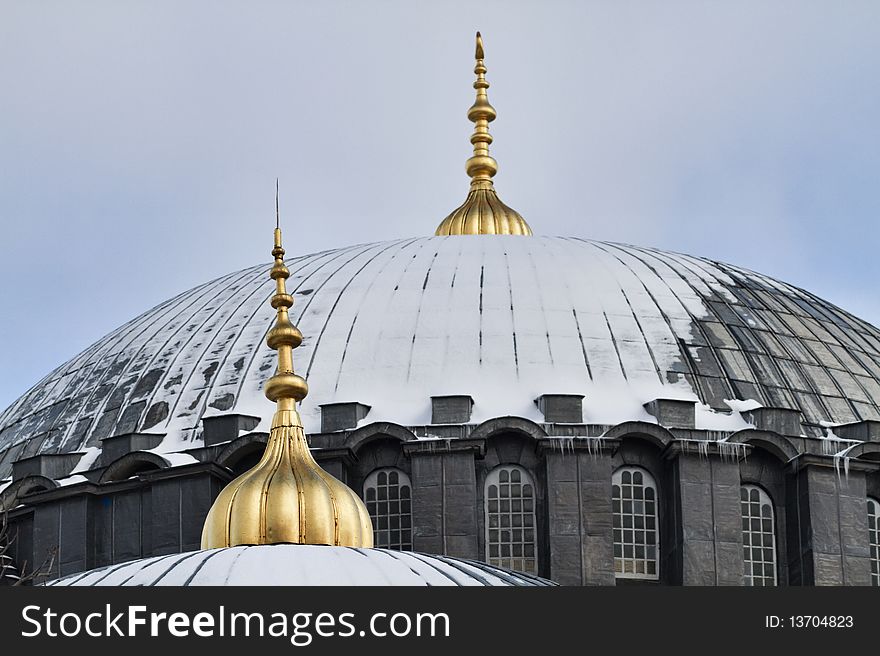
xmin=4 ymin=417 xmax=879 ymax=587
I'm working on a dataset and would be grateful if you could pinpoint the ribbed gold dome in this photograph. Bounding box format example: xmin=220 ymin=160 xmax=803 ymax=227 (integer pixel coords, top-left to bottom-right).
xmin=435 ymin=32 xmax=532 ymax=237
xmin=436 ymin=185 xmax=532 ymax=235
xmin=201 ymin=191 xmax=373 ymax=549
xmin=200 ymin=407 xmax=373 ymax=548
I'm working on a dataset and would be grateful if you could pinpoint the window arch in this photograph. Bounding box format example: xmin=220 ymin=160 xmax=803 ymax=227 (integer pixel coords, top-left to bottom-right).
xmin=612 ymin=467 xmax=659 ymax=580
xmin=363 ymin=468 xmax=412 ymax=550
xmin=869 ymin=497 xmax=880 ymax=587
xmin=741 ymin=485 xmax=777 ymax=586
xmin=485 ymin=465 xmax=537 ymax=574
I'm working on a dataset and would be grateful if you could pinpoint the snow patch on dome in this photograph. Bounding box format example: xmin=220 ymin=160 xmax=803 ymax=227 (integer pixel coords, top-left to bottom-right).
xmin=55 ymin=474 xmax=88 ymax=487
xmin=70 ymin=447 xmax=101 ymax=474
xmin=723 ymin=398 xmax=763 ymax=413
xmin=694 ymin=404 xmax=752 ymax=432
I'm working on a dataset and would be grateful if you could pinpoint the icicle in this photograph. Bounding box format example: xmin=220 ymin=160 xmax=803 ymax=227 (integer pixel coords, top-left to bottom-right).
xmin=418 ymin=436 xmax=455 ymax=452
xmin=697 ymin=440 xmax=709 ymax=460
xmin=545 ymin=435 xmax=607 ymax=457
xmin=716 ymin=439 xmax=747 ymax=462
xmin=821 ymin=438 xmax=841 ymax=456
xmin=832 ymin=443 xmax=857 ymax=481
xmin=545 ymin=436 xmax=571 ymax=455
xmin=702 ymin=430 xmax=729 ymax=443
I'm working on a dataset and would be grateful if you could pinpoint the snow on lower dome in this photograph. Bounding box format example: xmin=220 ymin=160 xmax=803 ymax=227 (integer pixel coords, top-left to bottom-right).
xmin=46 ymin=544 xmax=555 ymax=586
xmin=4 ymin=235 xmax=880 ymax=472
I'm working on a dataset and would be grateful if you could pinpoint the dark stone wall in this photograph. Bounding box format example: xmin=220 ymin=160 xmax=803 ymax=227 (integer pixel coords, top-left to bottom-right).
xmin=58 ymin=497 xmax=88 ymax=577
xmin=409 ymin=446 xmax=479 ymax=560
xmin=32 ymin=504 xmax=60 ymax=582
xmin=667 ymin=453 xmax=743 ymax=585
xmin=544 ymin=445 xmax=614 ymax=585
xmin=787 ymin=465 xmax=872 ymax=585
xmin=5 ymin=421 xmax=880 ymax=587
xmin=8 ymin=468 xmax=226 ymax=584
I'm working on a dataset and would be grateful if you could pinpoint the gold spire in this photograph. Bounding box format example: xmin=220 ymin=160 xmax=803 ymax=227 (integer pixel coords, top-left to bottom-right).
xmin=435 ymin=32 xmax=532 ymax=236
xmin=201 ymin=183 xmax=373 ymax=549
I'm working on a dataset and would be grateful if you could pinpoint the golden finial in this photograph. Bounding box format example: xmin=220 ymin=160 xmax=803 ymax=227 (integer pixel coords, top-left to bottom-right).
xmin=201 ymin=183 xmax=373 ymax=549
xmin=435 ymin=31 xmax=532 ymax=236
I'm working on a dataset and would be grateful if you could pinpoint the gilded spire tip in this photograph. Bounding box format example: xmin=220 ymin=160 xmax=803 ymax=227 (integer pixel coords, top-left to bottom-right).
xmin=434 ymin=32 xmax=533 ymax=236
xmin=265 ymin=185 xmax=306 ymax=408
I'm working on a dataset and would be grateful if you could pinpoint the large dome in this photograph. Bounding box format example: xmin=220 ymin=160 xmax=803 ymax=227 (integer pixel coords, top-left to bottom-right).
xmin=3 ymin=235 xmax=880 ymax=473
xmin=46 ymin=544 xmax=553 ymax=586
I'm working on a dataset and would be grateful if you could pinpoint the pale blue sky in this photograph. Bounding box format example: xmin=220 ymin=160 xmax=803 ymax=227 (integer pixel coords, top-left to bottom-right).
xmin=1 ymin=0 xmax=879 ymax=411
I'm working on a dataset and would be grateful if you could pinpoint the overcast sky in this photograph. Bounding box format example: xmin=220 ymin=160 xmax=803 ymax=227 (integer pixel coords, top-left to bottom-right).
xmin=1 ymin=0 xmax=879 ymax=411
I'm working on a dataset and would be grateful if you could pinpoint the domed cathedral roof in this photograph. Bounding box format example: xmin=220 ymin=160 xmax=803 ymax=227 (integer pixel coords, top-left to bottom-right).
xmin=46 ymin=544 xmax=555 ymax=586
xmin=3 ymin=235 xmax=880 ymax=475
xmin=3 ymin=31 xmax=880 ymax=479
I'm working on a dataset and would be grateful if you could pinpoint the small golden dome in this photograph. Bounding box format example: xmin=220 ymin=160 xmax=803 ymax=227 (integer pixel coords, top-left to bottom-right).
xmin=435 ymin=32 xmax=532 ymax=237
xmin=201 ymin=187 xmax=373 ymax=549
xmin=200 ymin=407 xmax=373 ymax=548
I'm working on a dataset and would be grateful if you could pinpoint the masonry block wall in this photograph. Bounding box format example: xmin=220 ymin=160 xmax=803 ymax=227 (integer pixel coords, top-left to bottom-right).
xmin=544 ymin=445 xmax=615 ymax=585
xmin=4 ymin=418 xmax=880 ymax=586
xmin=787 ymin=463 xmax=873 ymax=585
xmin=408 ymin=444 xmax=480 ymax=560
xmin=668 ymin=452 xmax=743 ymax=585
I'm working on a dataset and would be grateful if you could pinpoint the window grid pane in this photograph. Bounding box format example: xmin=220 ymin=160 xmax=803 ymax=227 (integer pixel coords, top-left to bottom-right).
xmin=485 ymin=466 xmax=537 ymax=574
xmin=364 ymin=468 xmax=412 ymax=551
xmin=741 ymin=485 xmax=777 ymax=586
xmin=612 ymin=467 xmax=659 ymax=580
xmin=869 ymin=498 xmax=880 ymax=587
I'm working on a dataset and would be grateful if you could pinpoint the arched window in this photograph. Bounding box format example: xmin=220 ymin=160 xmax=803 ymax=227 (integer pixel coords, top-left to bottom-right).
xmin=741 ymin=485 xmax=777 ymax=586
xmin=363 ymin=468 xmax=412 ymax=550
xmin=485 ymin=465 xmax=537 ymax=574
xmin=612 ymin=467 xmax=659 ymax=580
xmin=868 ymin=497 xmax=880 ymax=587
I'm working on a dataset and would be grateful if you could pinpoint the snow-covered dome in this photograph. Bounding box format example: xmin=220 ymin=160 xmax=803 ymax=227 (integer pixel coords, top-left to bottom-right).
xmin=4 ymin=235 xmax=880 ymax=472
xmin=46 ymin=544 xmax=554 ymax=586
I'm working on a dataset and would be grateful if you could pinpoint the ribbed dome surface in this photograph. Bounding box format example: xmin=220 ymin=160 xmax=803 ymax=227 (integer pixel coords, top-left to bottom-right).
xmin=46 ymin=544 xmax=554 ymax=586
xmin=4 ymin=235 xmax=880 ymax=474
xmin=435 ymin=187 xmax=533 ymax=235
